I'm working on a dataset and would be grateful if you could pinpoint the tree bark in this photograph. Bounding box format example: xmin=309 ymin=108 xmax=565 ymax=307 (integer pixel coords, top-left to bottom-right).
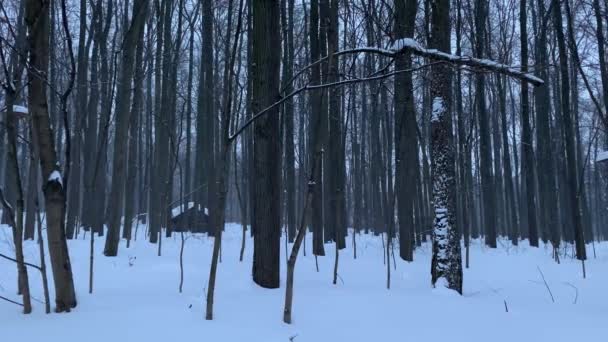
xmin=251 ymin=0 xmax=282 ymax=289
xmin=394 ymin=0 xmax=417 ymax=262
xmin=429 ymin=0 xmax=463 ymax=294
xmin=25 ymin=0 xmax=77 ymax=312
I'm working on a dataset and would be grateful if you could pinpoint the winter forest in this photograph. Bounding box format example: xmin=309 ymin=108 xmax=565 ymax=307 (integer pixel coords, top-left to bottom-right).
xmin=1 ymin=0 xmax=607 ymax=340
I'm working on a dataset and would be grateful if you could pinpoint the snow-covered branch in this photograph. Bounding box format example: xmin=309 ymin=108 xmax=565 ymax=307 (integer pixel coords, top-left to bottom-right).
xmin=231 ymin=39 xmax=544 ymax=143
xmin=339 ymin=38 xmax=544 ymax=86
xmin=597 ymin=150 xmax=608 ymax=163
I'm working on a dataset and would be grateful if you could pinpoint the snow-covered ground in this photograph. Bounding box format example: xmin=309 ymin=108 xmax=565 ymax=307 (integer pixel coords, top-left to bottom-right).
xmin=1 ymin=223 xmax=607 ymax=341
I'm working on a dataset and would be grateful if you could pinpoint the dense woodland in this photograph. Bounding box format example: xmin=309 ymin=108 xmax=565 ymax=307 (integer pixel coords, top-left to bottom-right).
xmin=0 ymin=0 xmax=607 ymax=322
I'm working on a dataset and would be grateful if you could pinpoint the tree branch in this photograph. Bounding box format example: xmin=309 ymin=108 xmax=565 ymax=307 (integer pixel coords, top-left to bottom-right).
xmin=0 ymin=253 xmax=42 ymax=272
xmin=340 ymin=38 xmax=544 ymax=86
xmin=229 ymin=63 xmax=438 ymax=142
xmin=0 ymin=295 xmax=23 ymax=307
xmin=60 ymin=0 xmax=76 ymax=188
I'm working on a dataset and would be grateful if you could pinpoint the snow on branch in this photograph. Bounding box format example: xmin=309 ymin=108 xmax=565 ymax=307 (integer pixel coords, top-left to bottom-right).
xmin=230 ymin=38 xmax=544 ymax=143
xmin=12 ymin=105 xmax=27 ymax=114
xmin=597 ymin=151 xmax=608 ymax=163
xmin=48 ymin=170 xmax=63 ymax=187
xmin=338 ymin=38 xmax=544 ymax=86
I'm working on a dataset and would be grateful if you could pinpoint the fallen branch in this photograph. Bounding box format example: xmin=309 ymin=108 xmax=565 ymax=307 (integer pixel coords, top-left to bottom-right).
xmin=0 ymin=253 xmax=43 ymax=272
xmin=0 ymin=295 xmax=23 ymax=307
xmin=562 ymin=282 xmax=579 ymax=304
xmin=537 ymin=266 xmax=555 ymax=303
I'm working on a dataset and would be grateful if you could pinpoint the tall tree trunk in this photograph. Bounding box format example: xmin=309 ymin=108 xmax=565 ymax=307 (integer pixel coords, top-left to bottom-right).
xmin=206 ymin=0 xmax=243 ymax=319
xmin=81 ymin=0 xmax=101 ymax=232
xmin=534 ymin=0 xmax=559 ymax=251
xmin=325 ymin=0 xmax=346 ymax=250
xmin=25 ymin=0 xmax=77 ymax=311
xmin=282 ymin=0 xmax=296 ymax=242
xmin=520 ymin=0 xmax=539 ymax=247
xmin=104 ymin=0 xmax=149 ymax=256
xmin=394 ymin=0 xmax=417 ymax=261
xmin=65 ymin=0 xmax=88 ymax=239
xmin=194 ymin=0 xmax=215 ymax=238
xmin=92 ymin=0 xmax=114 ymax=237
xmin=123 ymin=14 xmax=147 ymax=245
xmin=309 ymin=0 xmax=325 ymax=256
xmin=475 ymin=0 xmax=496 ymax=248
xmin=552 ymin=0 xmax=586 ymax=266
xmin=3 ymin=77 xmax=32 ymax=314
xmin=429 ymin=0 xmax=463 ymax=294
xmin=251 ymin=0 xmax=282 ymax=289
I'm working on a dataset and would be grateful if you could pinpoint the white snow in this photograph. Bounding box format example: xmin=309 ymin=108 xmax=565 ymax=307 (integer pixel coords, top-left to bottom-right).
xmin=12 ymin=105 xmax=28 ymax=114
xmin=170 ymin=202 xmax=209 ymax=217
xmin=171 ymin=202 xmax=195 ymax=218
xmin=385 ymin=38 xmax=544 ymax=85
xmin=431 ymin=97 xmax=445 ymax=122
xmin=596 ymin=150 xmax=608 ymax=163
xmin=48 ymin=170 xmax=63 ymax=186
xmin=1 ymin=223 xmax=607 ymax=341
xmin=391 ymin=38 xmax=421 ymax=51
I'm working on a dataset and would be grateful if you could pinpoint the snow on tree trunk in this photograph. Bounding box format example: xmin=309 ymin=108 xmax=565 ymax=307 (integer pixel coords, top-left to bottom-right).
xmin=429 ymin=0 xmax=463 ymax=294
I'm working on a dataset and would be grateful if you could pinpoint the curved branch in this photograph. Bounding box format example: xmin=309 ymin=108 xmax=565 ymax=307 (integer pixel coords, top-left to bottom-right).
xmin=229 ymin=63 xmax=438 ymax=142
xmin=342 ymin=39 xmax=544 ymax=86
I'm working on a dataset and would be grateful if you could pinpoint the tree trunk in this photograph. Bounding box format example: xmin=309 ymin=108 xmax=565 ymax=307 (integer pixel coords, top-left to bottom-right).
xmin=123 ymin=14 xmax=147 ymax=245
xmin=3 ymin=90 xmax=32 ymax=314
xmin=475 ymin=0 xmax=496 ymax=248
xmin=104 ymin=0 xmax=149 ymax=256
xmin=552 ymin=0 xmax=586 ymax=265
xmin=251 ymin=0 xmax=282 ymax=289
xmin=394 ymin=0 xmax=417 ymax=262
xmin=65 ymin=0 xmax=88 ymax=239
xmin=520 ymin=0 xmax=539 ymax=247
xmin=309 ymin=0 xmax=325 ymax=256
xmin=25 ymin=0 xmax=77 ymax=311
xmin=429 ymin=0 xmax=463 ymax=294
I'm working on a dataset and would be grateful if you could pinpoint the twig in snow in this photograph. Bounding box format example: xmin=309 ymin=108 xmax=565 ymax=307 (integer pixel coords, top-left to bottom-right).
xmin=289 ymin=334 xmax=298 ymax=342
xmin=30 ymin=295 xmax=45 ymax=304
xmin=537 ymin=266 xmax=555 ymax=303
xmin=0 ymin=295 xmax=23 ymax=307
xmin=562 ymin=282 xmax=578 ymax=304
xmin=0 ymin=253 xmax=42 ymax=271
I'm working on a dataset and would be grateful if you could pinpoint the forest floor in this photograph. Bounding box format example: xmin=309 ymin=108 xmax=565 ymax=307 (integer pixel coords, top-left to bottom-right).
xmin=1 ymin=222 xmax=607 ymax=341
